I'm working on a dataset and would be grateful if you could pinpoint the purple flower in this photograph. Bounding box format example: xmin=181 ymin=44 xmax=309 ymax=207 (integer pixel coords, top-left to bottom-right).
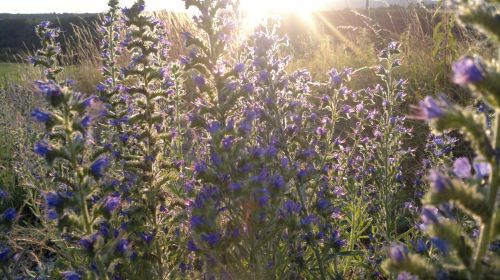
xmin=104 ymin=195 xmax=121 ymax=212
xmin=330 ymin=230 xmax=346 ymax=250
xmin=234 ymin=63 xmax=245 ymax=73
xmin=257 ymin=188 xmax=270 ymax=207
xmin=388 ymin=243 xmax=408 ymax=263
xmin=431 ymin=237 xmax=449 ymax=253
xmin=421 ymin=206 xmax=439 ymax=225
xmin=283 ymin=200 xmax=301 ymax=215
xmin=47 ymin=209 xmax=58 ymax=220
xmin=116 ymin=238 xmax=129 ymax=254
xmin=36 ymin=81 xmax=63 ymax=106
xmin=90 ymin=157 xmax=109 ymax=178
xmin=208 ymin=121 xmax=221 ymax=134
xmin=34 ymin=141 xmax=52 ymax=157
xmin=61 ymin=271 xmax=82 ymax=280
xmin=243 ymin=83 xmax=254 ymax=94
xmin=414 ymin=239 xmax=427 ymax=254
xmin=222 ymin=136 xmax=234 ymax=150
xmin=300 ymin=215 xmax=317 ymax=226
xmin=0 ymin=190 xmax=8 ymax=200
xmin=187 ymin=239 xmax=199 ymax=252
xmin=258 ymin=70 xmax=269 ymax=82
xmin=2 ymin=208 xmax=16 ymax=222
xmin=39 ymin=21 xmax=50 ymax=28
xmin=452 ymin=56 xmax=484 ymax=86
xmin=316 ymin=127 xmax=327 ymax=136
xmin=428 ymin=170 xmax=450 ymax=193
xmin=201 ymin=232 xmax=220 ymax=247
xmin=190 ymin=215 xmax=205 ymax=230
xmin=194 ymin=75 xmax=206 ymax=88
xmin=0 ymin=246 xmax=10 ymax=263
xmin=397 ymin=272 xmax=418 ymax=280
xmin=32 ymin=108 xmax=52 ymax=124
xmin=453 ymin=157 xmax=471 ymax=178
xmin=44 ymin=191 xmax=62 ymax=208
xmin=194 ymin=161 xmax=208 ymax=174
xmin=473 ymin=158 xmax=491 ymax=179
xmin=79 ymin=234 xmax=97 ymax=251
xmin=316 ymin=198 xmax=330 ymax=211
xmin=413 ymin=96 xmax=444 ymax=120
xmin=229 ymin=182 xmax=242 ymax=191
xmin=328 ymin=69 xmax=342 ymax=87
xmin=141 ymin=231 xmax=156 ymax=246
xmin=271 ymin=174 xmax=285 ymax=189
xmin=80 ymin=116 xmax=91 ymax=128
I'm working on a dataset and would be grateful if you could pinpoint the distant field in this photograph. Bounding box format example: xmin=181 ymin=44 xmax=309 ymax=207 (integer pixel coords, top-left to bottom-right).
xmin=0 ymin=63 xmax=28 ymax=87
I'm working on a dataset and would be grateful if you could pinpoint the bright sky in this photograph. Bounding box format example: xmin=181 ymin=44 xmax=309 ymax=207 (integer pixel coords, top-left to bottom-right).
xmin=0 ymin=0 xmax=422 ymax=14
xmin=0 ymin=0 xmax=344 ymax=14
xmin=1 ymin=0 xmax=187 ymax=13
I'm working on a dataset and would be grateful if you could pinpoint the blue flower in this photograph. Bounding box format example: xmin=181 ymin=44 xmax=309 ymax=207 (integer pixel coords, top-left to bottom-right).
xmin=116 ymin=238 xmax=129 ymax=254
xmin=257 ymin=188 xmax=270 ymax=207
xmin=452 ymin=56 xmax=484 ymax=86
xmin=328 ymin=69 xmax=342 ymax=87
xmin=316 ymin=198 xmax=330 ymax=211
xmin=421 ymin=206 xmax=440 ymax=225
xmin=300 ymin=215 xmax=317 ymax=226
xmin=45 ymin=191 xmax=62 ymax=208
xmin=79 ymin=234 xmax=97 ymax=251
xmin=190 ymin=215 xmax=205 ymax=230
xmin=414 ymin=239 xmax=427 ymax=254
xmin=187 ymin=239 xmax=198 ymax=252
xmin=453 ymin=157 xmax=471 ymax=179
xmin=80 ymin=116 xmax=92 ymax=128
xmin=90 ymin=157 xmax=109 ymax=178
xmin=330 ymin=230 xmax=346 ymax=250
xmin=222 ymin=136 xmax=234 ymax=150
xmin=431 ymin=237 xmax=449 ymax=253
xmin=271 ymin=174 xmax=285 ymax=189
xmin=35 ymin=81 xmax=63 ymax=106
xmin=428 ymin=170 xmax=450 ymax=193
xmin=39 ymin=21 xmax=50 ymax=28
xmin=0 ymin=190 xmax=8 ymax=200
xmin=32 ymin=108 xmax=52 ymax=124
xmin=47 ymin=209 xmax=58 ymax=220
xmin=229 ymin=182 xmax=242 ymax=191
xmin=61 ymin=271 xmax=82 ymax=280
xmin=414 ymin=96 xmax=444 ymax=120
xmin=243 ymin=83 xmax=254 ymax=94
xmin=388 ymin=243 xmax=408 ymax=263
xmin=234 ymin=63 xmax=245 ymax=73
xmin=0 ymin=246 xmax=10 ymax=263
xmin=208 ymin=121 xmax=221 ymax=134
xmin=2 ymin=208 xmax=16 ymax=222
xmin=283 ymin=200 xmax=301 ymax=215
xmin=104 ymin=195 xmax=121 ymax=212
xmin=194 ymin=75 xmax=206 ymax=88
xmin=397 ymin=272 xmax=418 ymax=280
xmin=34 ymin=141 xmax=52 ymax=157
xmin=473 ymin=158 xmax=491 ymax=179
xmin=201 ymin=232 xmax=220 ymax=247
xmin=141 ymin=231 xmax=156 ymax=246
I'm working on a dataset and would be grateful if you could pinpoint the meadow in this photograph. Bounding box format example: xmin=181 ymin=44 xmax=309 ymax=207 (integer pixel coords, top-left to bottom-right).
xmin=0 ymin=0 xmax=499 ymax=279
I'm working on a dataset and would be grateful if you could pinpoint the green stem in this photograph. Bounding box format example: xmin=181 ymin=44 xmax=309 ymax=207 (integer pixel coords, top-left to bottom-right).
xmin=473 ymin=110 xmax=500 ymax=273
xmin=295 ymin=183 xmax=328 ymax=280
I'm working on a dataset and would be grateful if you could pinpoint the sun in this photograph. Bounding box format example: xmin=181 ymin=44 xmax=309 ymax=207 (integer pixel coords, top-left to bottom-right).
xmin=240 ymin=0 xmax=328 ymax=28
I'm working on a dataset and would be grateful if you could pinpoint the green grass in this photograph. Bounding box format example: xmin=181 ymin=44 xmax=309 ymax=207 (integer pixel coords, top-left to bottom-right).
xmin=0 ymin=63 xmax=30 ymax=87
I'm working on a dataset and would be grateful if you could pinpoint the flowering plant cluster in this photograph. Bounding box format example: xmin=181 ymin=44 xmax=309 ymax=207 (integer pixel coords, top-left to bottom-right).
xmin=2 ymin=0 xmax=498 ymax=279
xmin=383 ymin=0 xmax=500 ymax=279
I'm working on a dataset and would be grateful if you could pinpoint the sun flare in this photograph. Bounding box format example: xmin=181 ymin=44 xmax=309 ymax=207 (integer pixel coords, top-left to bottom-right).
xmin=240 ymin=0 xmax=328 ymax=28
